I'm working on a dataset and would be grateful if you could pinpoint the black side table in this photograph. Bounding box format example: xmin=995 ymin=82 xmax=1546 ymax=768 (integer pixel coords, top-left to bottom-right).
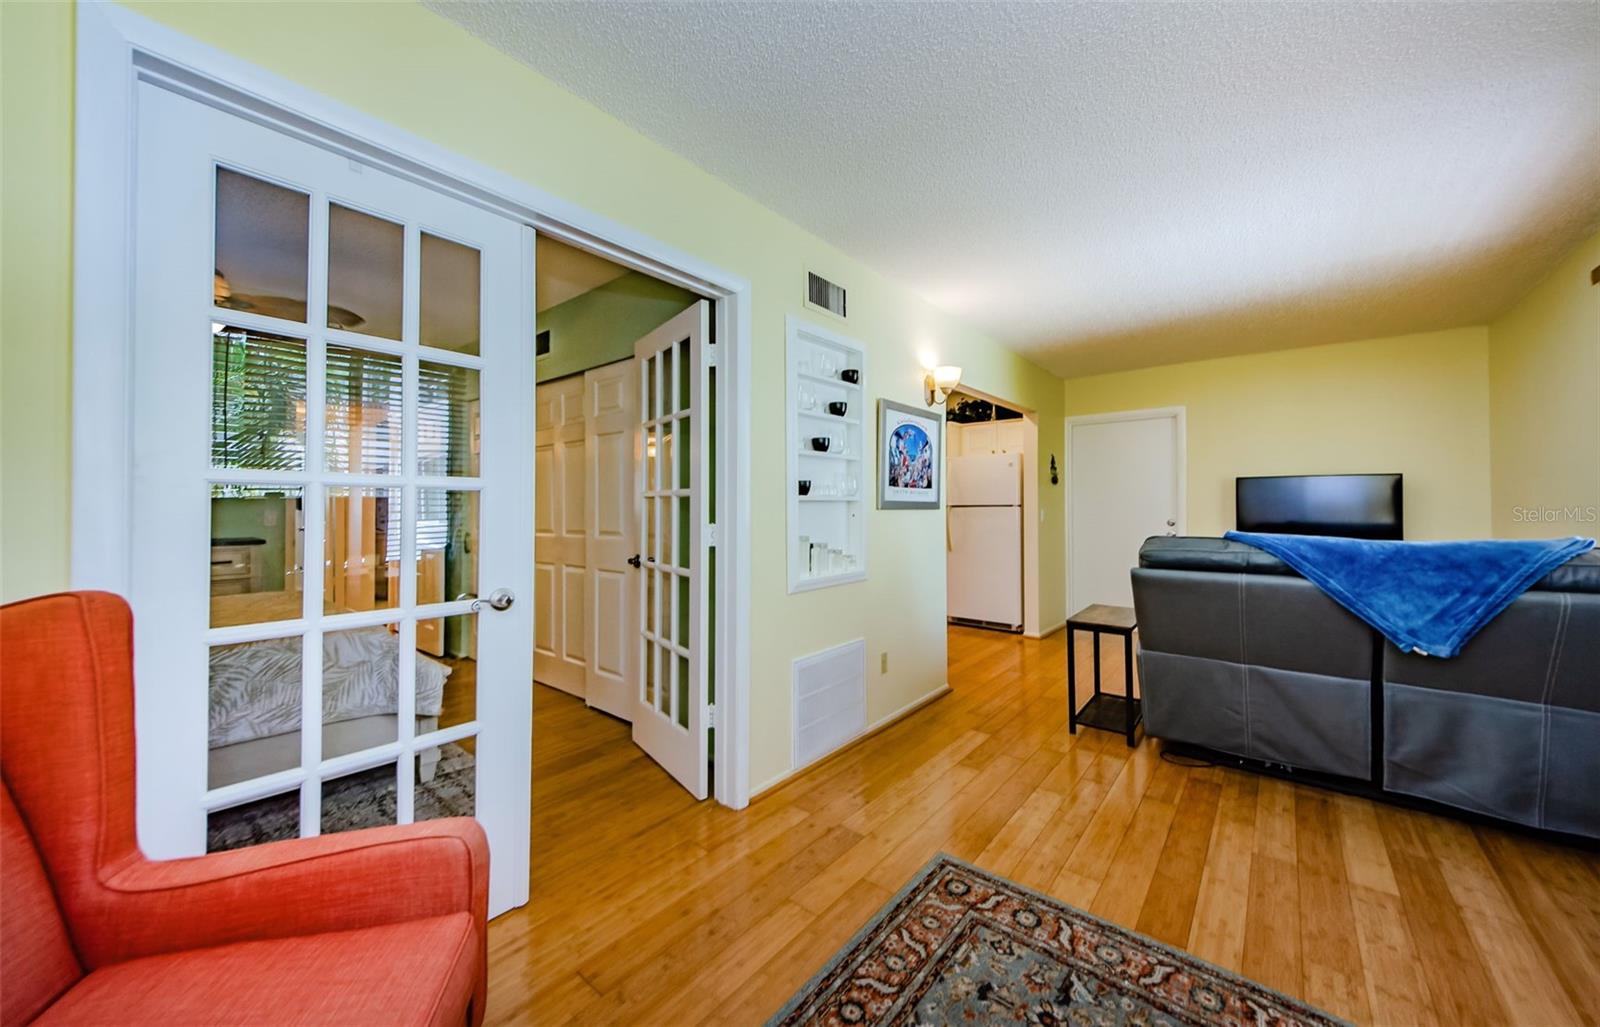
xmin=1066 ymin=604 xmax=1140 ymax=747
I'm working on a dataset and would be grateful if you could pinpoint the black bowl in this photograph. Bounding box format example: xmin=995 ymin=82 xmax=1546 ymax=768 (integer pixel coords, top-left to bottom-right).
xmin=810 ymin=437 xmax=831 ymax=452
xmin=827 ymin=401 xmax=848 ymax=416
xmin=798 ymin=480 xmax=811 ymax=496
xmin=840 ymin=369 xmax=861 ymax=384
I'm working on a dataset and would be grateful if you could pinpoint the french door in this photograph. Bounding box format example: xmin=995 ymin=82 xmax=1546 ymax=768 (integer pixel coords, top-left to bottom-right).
xmin=130 ymin=83 xmax=533 ymax=915
xmin=633 ymin=303 xmax=713 ymax=798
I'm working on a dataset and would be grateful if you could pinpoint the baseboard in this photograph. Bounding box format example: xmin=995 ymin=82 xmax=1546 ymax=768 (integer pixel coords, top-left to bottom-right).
xmin=752 ymin=683 xmax=953 ymax=800
xmin=1027 ymin=621 xmax=1066 ymax=640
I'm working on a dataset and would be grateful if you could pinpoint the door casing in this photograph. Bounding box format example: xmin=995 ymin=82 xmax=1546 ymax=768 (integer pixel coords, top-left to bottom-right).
xmin=70 ymin=2 xmax=754 ymax=810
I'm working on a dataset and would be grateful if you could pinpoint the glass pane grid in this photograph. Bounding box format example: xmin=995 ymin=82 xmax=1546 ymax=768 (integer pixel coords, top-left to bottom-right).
xmin=208 ymin=183 xmax=486 ymax=850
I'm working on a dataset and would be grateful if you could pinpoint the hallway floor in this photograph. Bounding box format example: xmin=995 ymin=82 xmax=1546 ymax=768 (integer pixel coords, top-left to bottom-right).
xmin=485 ymin=626 xmax=1600 ymax=1026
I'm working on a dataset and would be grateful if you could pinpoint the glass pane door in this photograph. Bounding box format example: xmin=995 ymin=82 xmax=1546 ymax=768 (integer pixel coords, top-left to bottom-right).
xmin=130 ymin=82 xmax=532 ymax=915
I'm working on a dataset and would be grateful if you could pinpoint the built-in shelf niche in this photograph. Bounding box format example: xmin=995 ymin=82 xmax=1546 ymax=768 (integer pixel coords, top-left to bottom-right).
xmin=787 ymin=316 xmax=867 ymax=593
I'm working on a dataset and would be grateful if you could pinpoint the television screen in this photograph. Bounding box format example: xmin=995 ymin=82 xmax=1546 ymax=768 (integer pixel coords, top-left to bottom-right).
xmin=1235 ymin=474 xmax=1403 ymax=540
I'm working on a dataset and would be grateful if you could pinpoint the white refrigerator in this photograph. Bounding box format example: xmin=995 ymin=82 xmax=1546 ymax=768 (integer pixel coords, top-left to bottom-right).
xmin=947 ymin=452 xmax=1023 ymax=631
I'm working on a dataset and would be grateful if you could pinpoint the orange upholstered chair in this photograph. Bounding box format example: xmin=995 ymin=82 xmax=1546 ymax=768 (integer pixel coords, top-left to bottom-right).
xmin=0 ymin=592 xmax=489 ymax=1026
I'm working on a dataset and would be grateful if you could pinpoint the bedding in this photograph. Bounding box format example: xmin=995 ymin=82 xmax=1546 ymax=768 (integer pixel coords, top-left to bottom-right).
xmin=209 ymin=627 xmax=452 ymax=749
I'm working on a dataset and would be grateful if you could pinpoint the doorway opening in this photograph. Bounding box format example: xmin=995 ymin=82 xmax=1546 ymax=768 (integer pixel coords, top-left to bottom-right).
xmin=945 ymin=389 xmax=1043 ymax=636
xmin=532 ymin=237 xmax=717 ymax=799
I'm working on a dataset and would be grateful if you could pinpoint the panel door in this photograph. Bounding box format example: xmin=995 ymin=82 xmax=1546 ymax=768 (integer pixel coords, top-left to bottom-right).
xmin=633 ymin=302 xmax=712 ymax=798
xmin=584 ymin=360 xmax=638 ymax=720
xmin=534 ymin=375 xmax=587 ymax=695
xmin=1069 ymin=415 xmax=1181 ymax=610
xmin=131 ymin=83 xmax=533 ymax=915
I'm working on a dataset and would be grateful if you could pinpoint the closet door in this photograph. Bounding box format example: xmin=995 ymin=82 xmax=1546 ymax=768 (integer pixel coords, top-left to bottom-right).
xmin=584 ymin=360 xmax=638 ymax=720
xmin=534 ymin=375 xmax=587 ymax=695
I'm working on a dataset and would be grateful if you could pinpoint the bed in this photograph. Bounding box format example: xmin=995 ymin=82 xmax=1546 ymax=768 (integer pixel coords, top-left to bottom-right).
xmin=208 ymin=625 xmax=454 ymax=789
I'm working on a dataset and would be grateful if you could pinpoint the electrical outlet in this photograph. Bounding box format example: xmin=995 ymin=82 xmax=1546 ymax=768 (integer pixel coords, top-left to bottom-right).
xmin=880 ymin=651 xmax=889 ymax=674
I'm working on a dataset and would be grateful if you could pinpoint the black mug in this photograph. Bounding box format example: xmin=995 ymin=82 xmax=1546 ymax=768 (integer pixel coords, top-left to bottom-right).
xmin=840 ymin=369 xmax=861 ymax=384
xmin=798 ymin=480 xmax=812 ymax=496
xmin=827 ymin=401 xmax=848 ymax=416
xmin=810 ymin=437 xmax=831 ymax=452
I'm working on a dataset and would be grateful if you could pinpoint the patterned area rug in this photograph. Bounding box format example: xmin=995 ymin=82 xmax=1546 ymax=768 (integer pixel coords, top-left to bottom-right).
xmin=768 ymin=854 xmax=1347 ymax=1027
xmin=206 ymin=742 xmax=475 ymax=852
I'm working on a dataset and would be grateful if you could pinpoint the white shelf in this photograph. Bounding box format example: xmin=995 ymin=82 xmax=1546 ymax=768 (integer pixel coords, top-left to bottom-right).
xmin=797 ymin=371 xmax=860 ymax=391
xmin=787 ymin=317 xmax=868 ymax=594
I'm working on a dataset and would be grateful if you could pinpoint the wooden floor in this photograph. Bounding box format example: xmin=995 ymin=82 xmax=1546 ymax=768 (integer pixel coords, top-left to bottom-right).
xmin=485 ymin=626 xmax=1600 ymax=1026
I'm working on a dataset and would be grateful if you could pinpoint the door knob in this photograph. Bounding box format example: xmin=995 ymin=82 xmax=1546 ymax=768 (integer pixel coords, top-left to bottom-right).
xmin=485 ymin=589 xmax=515 ymax=611
xmin=627 ymin=554 xmax=642 ymax=568
xmin=1166 ymin=519 xmax=1176 ymax=527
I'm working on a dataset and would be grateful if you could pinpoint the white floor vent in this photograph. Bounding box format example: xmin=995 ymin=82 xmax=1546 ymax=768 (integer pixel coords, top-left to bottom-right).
xmin=793 ymin=639 xmax=867 ymax=769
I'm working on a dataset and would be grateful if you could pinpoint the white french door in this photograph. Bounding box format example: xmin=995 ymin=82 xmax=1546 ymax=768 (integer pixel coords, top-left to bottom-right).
xmin=129 ymin=83 xmax=533 ymax=915
xmin=633 ymin=303 xmax=713 ymax=798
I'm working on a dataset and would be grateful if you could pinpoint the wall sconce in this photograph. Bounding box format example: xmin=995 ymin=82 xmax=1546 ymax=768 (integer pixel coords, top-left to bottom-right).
xmin=923 ymin=365 xmax=963 ymax=406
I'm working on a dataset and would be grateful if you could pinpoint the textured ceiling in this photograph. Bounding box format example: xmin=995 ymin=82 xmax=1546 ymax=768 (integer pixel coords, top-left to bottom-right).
xmin=428 ymin=1 xmax=1600 ymax=376
xmin=537 ymin=235 xmax=630 ymax=312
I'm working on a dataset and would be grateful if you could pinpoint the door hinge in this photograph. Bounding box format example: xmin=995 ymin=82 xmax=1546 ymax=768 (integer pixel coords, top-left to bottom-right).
xmin=706 ymin=704 xmax=716 ymax=729
xmin=706 ymin=524 xmax=718 ymax=547
xmin=704 ymin=347 xmax=718 ymax=368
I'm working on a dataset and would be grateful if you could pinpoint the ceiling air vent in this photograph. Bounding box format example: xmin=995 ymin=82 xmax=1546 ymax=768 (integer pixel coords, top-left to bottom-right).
xmin=806 ymin=272 xmax=847 ymax=319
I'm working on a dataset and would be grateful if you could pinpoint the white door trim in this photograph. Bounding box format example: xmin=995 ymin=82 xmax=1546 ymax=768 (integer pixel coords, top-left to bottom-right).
xmin=1063 ymin=406 xmax=1187 ymax=615
xmin=70 ymin=0 xmax=753 ymax=810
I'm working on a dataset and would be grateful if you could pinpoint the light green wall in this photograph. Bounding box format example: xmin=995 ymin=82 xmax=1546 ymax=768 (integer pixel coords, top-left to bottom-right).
xmin=1064 ymin=328 xmax=1494 ymax=540
xmin=0 ymin=2 xmax=74 ymax=602
xmin=210 ymin=497 xmax=287 ymax=588
xmin=537 ymin=271 xmax=697 ymax=384
xmin=0 ymin=1 xmax=1066 ymax=791
xmin=1487 ymin=230 xmax=1600 ymax=538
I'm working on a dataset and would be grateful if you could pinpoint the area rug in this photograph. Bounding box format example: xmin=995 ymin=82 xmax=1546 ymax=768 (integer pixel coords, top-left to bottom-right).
xmin=206 ymin=742 xmax=475 ymax=852
xmin=768 ymin=854 xmax=1347 ymax=1027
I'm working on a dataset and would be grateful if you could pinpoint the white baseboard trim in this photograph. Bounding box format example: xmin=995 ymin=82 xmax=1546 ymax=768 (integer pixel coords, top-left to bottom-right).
xmin=1028 ymin=621 xmax=1067 ymax=640
xmin=752 ymin=682 xmax=953 ymax=799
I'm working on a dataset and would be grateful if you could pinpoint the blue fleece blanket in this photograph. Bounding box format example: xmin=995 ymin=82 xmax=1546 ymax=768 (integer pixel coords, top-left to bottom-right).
xmin=1223 ymin=531 xmax=1595 ymax=658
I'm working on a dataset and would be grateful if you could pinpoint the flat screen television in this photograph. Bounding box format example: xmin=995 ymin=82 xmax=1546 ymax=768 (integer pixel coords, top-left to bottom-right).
xmin=1235 ymin=473 xmax=1403 ymax=540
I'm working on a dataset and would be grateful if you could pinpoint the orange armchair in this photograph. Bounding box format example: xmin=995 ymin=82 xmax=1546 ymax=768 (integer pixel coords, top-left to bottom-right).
xmin=1 ymin=592 xmax=489 ymax=1025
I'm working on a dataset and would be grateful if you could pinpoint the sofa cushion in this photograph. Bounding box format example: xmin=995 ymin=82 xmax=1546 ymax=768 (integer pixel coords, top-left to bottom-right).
xmin=34 ymin=912 xmax=476 ymax=1027
xmin=1 ymin=783 xmax=82 ymax=1025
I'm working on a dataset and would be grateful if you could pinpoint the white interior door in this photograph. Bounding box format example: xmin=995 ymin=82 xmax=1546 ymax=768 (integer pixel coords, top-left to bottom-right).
xmin=1068 ymin=411 xmax=1183 ymax=611
xmin=534 ymin=376 xmax=587 ymax=696
xmin=633 ymin=302 xmax=712 ymax=798
xmin=584 ymin=359 xmax=638 ymax=720
xmin=130 ymin=82 xmax=533 ymax=915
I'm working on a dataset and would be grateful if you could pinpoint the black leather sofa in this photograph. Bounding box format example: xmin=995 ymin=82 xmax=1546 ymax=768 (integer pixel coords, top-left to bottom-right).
xmin=1130 ymin=536 xmax=1600 ymax=840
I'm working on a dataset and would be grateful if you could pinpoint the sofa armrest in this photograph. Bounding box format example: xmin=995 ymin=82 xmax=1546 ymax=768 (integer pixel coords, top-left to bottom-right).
xmin=76 ymin=817 xmax=487 ymax=968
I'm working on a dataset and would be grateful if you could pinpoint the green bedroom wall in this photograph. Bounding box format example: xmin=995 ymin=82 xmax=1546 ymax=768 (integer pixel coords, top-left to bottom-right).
xmin=0 ymin=1 xmax=1066 ymax=792
xmin=1487 ymin=230 xmax=1600 ymax=538
xmin=537 ymin=271 xmax=698 ymax=384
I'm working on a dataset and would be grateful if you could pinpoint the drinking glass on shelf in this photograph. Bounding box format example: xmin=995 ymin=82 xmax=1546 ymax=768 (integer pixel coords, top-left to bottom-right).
xmin=819 ymin=354 xmax=837 ymax=378
xmin=797 ymin=358 xmax=812 ymax=377
xmin=846 ymin=476 xmax=859 ymax=497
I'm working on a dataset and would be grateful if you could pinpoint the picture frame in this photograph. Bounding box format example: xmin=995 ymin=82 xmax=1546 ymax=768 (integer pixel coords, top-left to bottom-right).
xmin=877 ymin=399 xmax=942 ymax=509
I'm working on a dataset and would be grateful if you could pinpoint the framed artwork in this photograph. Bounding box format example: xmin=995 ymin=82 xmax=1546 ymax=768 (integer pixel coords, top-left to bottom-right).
xmin=877 ymin=399 xmax=942 ymax=509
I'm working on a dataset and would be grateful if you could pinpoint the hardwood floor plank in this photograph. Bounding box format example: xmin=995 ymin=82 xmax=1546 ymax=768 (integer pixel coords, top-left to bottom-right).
xmin=1377 ymin=806 xmax=1509 ymax=1026
xmin=1136 ymin=773 xmax=1221 ymax=947
xmin=1185 ymin=772 xmax=1256 ymax=969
